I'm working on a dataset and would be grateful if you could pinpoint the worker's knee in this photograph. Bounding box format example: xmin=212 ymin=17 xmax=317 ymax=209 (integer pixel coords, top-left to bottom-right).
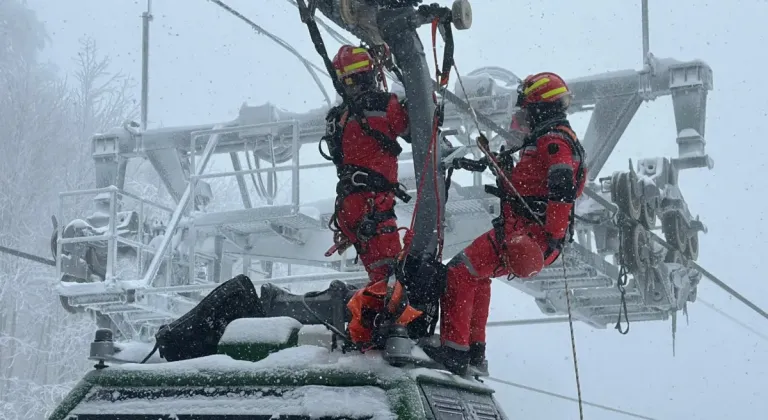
xmin=503 ymin=234 xmax=544 ymax=278
xmin=449 ymin=239 xmax=498 ymax=279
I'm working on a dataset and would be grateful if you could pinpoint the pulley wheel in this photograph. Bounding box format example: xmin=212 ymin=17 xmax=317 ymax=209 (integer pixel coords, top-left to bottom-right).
xmin=662 ymin=213 xmax=688 ymax=254
xmin=620 ymin=224 xmax=651 ymax=273
xmin=339 ymin=0 xmax=357 ymax=26
xmin=615 ymin=172 xmax=642 ymax=221
xmin=610 ymin=172 xmax=621 ymax=204
xmin=685 ymin=231 xmax=700 ymax=261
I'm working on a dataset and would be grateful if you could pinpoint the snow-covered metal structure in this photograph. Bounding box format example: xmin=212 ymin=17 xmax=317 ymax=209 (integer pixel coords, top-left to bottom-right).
xmin=51 ymin=0 xmax=713 ymax=341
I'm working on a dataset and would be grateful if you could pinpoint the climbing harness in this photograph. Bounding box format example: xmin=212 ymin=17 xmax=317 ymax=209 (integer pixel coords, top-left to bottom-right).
xmin=297 ymin=1 xmax=404 ymax=162
xmin=453 ymin=62 xmax=586 ymax=418
xmin=324 ymin=165 xmax=411 ymax=259
xmin=296 ymin=0 xmax=450 ymax=342
xmin=480 ymin=124 xmax=585 ymax=274
xmin=336 ymin=166 xmax=411 ymax=203
xmin=319 ymin=94 xmax=405 ymax=165
xmin=295 ymin=1 xmax=415 ymax=265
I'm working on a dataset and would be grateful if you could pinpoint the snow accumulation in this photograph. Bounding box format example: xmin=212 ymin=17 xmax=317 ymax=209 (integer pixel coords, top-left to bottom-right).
xmin=111 ymin=342 xmax=489 ymax=391
xmin=71 ymin=385 xmax=395 ymax=419
xmin=299 ymin=205 xmax=321 ymax=221
xmin=113 ymin=345 xmax=398 ymax=377
xmin=638 ymin=173 xmax=657 ymax=188
xmin=297 ymin=324 xmax=334 ymax=348
xmin=219 ymin=316 xmax=303 ymax=345
xmin=113 ymin=341 xmax=164 ymax=364
xmin=56 ymin=281 xmax=116 ymax=296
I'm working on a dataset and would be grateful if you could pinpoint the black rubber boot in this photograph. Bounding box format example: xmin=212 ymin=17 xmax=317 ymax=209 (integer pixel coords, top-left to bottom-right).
xmin=421 ymin=344 xmax=470 ymax=376
xmin=155 ymin=274 xmax=265 ymax=362
xmin=469 ymin=342 xmax=489 ymax=376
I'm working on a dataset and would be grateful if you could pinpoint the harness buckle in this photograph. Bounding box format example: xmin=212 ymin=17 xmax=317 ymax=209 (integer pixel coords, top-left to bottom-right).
xmin=529 ymin=200 xmax=547 ymax=217
xmin=350 ymin=171 xmax=369 ymax=187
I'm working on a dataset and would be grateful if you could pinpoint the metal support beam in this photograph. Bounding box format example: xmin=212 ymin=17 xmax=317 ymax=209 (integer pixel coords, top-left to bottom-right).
xmin=140 ymin=0 xmax=152 ymax=130
xmin=486 ymin=317 xmax=570 ymax=328
xmin=139 ymin=126 xmax=224 ymax=288
xmin=582 ymin=94 xmax=643 ymax=180
xmin=641 ymin=0 xmax=649 ymax=62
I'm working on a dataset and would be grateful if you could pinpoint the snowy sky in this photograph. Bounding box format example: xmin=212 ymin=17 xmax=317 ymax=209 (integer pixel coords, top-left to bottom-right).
xmin=28 ymin=0 xmax=768 ymax=418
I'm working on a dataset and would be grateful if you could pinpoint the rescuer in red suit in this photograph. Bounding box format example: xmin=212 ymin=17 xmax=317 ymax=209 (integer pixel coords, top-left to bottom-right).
xmin=422 ymin=72 xmax=588 ymax=375
xmin=321 ymin=45 xmax=420 ymax=347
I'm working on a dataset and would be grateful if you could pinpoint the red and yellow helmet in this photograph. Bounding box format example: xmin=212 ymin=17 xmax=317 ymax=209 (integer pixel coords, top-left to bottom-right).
xmin=332 ymin=45 xmax=375 ymax=82
xmin=515 ymin=72 xmax=572 ymax=109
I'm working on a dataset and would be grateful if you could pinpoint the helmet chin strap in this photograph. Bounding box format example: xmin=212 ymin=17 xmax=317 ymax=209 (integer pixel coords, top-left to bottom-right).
xmin=531 ymin=113 xmax=569 ymax=132
xmin=526 ymin=105 xmax=568 ymax=130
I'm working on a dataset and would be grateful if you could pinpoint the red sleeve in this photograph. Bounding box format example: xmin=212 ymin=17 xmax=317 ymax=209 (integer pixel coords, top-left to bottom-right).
xmin=387 ymin=94 xmax=409 ymax=137
xmin=537 ymin=134 xmax=578 ymax=240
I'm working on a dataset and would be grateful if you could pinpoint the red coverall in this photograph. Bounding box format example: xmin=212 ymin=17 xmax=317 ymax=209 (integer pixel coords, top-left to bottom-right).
xmin=439 ymin=125 xmax=587 ymax=350
xmin=325 ymin=90 xmax=413 ymax=345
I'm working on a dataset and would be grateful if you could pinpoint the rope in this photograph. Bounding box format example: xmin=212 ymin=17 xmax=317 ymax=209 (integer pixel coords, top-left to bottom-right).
xmin=207 ymin=0 xmax=332 ymax=105
xmin=429 ymin=18 xmax=451 ymax=260
xmin=561 ymin=250 xmax=585 ymax=420
xmin=615 ymin=265 xmax=631 ymax=334
xmin=487 ymin=376 xmax=658 ymax=420
xmin=698 ymin=298 xmax=768 ymax=342
xmin=0 ymin=245 xmax=56 ymax=267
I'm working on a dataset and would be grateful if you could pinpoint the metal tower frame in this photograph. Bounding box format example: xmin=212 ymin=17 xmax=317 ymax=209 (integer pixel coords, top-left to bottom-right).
xmin=51 ymin=0 xmax=714 ymax=341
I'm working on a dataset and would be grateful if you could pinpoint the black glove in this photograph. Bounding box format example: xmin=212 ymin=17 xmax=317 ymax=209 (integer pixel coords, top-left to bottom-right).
xmin=451 ymin=157 xmax=488 ymax=172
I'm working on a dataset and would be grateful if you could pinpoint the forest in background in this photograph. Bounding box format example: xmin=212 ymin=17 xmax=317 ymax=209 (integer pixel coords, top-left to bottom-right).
xmin=0 ymin=2 xmax=304 ymax=417
xmin=1 ymin=1 xmax=141 ymax=418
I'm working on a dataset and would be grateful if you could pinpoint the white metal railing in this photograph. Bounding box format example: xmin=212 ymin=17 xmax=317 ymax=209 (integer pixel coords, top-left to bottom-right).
xmin=55 ymin=120 xmax=491 ymax=305
xmin=57 ymin=186 xmax=174 ymax=285
xmin=139 ymin=123 xmax=229 ymax=288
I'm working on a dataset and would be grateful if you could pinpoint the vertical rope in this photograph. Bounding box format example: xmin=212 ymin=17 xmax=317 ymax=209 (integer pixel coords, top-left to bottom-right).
xmin=561 ymin=249 xmax=585 ymax=419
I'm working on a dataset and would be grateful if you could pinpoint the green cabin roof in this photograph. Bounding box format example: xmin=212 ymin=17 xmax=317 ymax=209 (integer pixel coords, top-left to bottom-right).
xmin=48 ymin=318 xmax=495 ymax=420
